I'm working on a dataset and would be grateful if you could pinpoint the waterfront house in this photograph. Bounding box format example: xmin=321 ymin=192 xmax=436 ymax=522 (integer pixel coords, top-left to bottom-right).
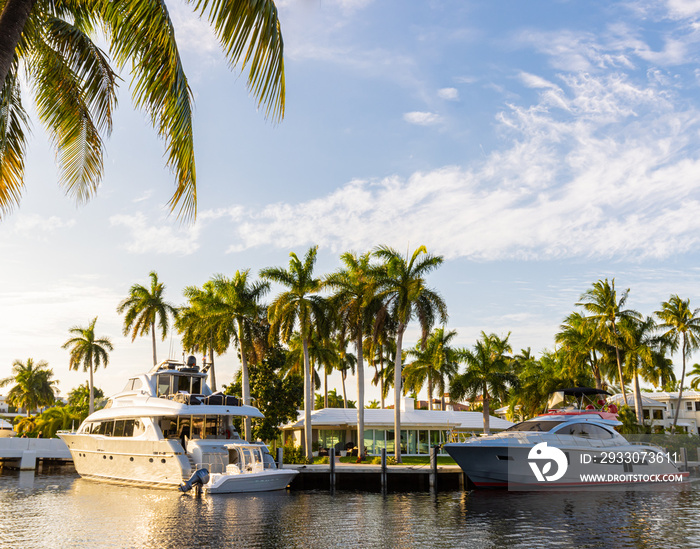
xmin=642 ymin=392 xmax=700 ymax=434
xmin=281 ymin=397 xmax=514 ymax=456
xmin=607 ymin=394 xmax=668 ymax=431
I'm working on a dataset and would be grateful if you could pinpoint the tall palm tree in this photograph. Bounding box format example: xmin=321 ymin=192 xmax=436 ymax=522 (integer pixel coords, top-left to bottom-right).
xmin=622 ymin=316 xmax=671 ymax=423
xmin=576 ymin=279 xmax=640 ymax=405
xmin=0 ymin=0 xmax=285 ymax=220
xmin=365 ymin=312 xmax=397 ymax=409
xmin=62 ymin=316 xmax=113 ymax=415
xmin=206 ymin=271 xmax=269 ymax=441
xmin=373 ymin=245 xmax=447 ymax=461
xmin=451 ymin=332 xmax=516 ymax=434
xmin=556 ymin=312 xmax=608 ymax=390
xmin=336 ymin=349 xmax=357 ymax=409
xmin=261 ymin=246 xmax=327 ymax=458
xmin=404 ymin=327 xmax=460 ymax=410
xmin=655 ymin=295 xmax=700 ymax=431
xmin=117 ymin=271 xmax=177 ymax=367
xmin=177 ymin=281 xmax=229 ymax=391
xmin=326 ymin=251 xmax=381 ymax=457
xmin=0 ymin=358 xmax=57 ymax=415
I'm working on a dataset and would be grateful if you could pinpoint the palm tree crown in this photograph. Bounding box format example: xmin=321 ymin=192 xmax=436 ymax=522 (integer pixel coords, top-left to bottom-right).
xmin=62 ymin=316 xmax=112 ymax=415
xmin=117 ymin=271 xmax=177 ymax=367
xmin=0 ymin=357 xmax=57 ymax=415
xmin=0 ymin=0 xmax=285 ymax=220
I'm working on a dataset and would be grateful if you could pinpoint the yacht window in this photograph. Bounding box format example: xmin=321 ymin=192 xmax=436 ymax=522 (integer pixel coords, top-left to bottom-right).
xmin=558 ymin=423 xmax=614 ymax=439
xmin=205 ymin=416 xmax=219 ymax=438
xmin=132 ymin=379 xmax=142 ymax=391
xmin=177 ymin=375 xmax=190 ymax=393
xmin=122 ymin=379 xmax=134 ymax=392
xmin=160 ymin=418 xmax=176 ymax=438
xmin=192 ymin=416 xmax=204 ymax=439
xmin=113 ymin=420 xmax=125 ymax=437
xmin=191 ymin=377 xmax=202 ymax=394
xmin=505 ymin=420 xmax=564 ymax=432
xmin=157 ymin=375 xmax=171 ymax=397
xmin=123 ymin=419 xmax=135 ymax=437
xmin=228 ymin=448 xmax=240 ymax=465
xmin=104 ymin=421 xmax=115 ymax=437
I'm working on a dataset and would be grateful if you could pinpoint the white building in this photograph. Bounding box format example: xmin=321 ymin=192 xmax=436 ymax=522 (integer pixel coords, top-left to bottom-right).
xmin=281 ymin=397 xmax=514 ymax=456
xmin=644 ymin=392 xmax=700 ymax=434
xmin=0 ymin=395 xmax=7 ymax=414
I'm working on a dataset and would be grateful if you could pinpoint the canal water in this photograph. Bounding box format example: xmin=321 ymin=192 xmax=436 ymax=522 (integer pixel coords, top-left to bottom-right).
xmin=1 ymin=467 xmax=699 ymax=548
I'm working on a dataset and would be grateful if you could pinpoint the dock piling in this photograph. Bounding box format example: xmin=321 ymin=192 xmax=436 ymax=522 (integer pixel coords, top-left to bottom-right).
xmin=429 ymin=446 xmax=438 ymax=489
xmin=381 ymin=448 xmax=387 ymax=489
xmin=329 ymin=448 xmax=336 ymax=489
xmin=276 ymin=447 xmax=284 ymax=469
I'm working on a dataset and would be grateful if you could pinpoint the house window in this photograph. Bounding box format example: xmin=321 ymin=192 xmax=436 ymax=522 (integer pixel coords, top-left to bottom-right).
xmin=643 ymin=410 xmax=650 ymax=420
xmin=687 ymin=402 xmax=693 ymax=411
xmin=695 ymin=401 xmax=700 ymax=412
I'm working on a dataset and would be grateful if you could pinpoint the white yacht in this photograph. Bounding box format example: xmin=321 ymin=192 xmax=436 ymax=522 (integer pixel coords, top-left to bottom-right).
xmin=444 ymin=411 xmax=689 ymax=489
xmin=58 ymin=358 xmax=297 ymax=493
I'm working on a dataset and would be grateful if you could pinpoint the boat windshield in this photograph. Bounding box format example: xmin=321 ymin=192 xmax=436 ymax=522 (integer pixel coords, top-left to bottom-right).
xmin=505 ymin=420 xmax=564 ymax=432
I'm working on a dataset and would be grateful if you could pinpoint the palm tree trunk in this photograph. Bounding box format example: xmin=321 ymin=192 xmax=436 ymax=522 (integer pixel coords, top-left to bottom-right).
xmin=483 ymin=390 xmax=490 ymax=435
xmin=324 ymin=369 xmax=328 ymax=409
xmin=394 ymin=326 xmax=405 ymax=463
xmin=239 ymin=322 xmax=252 ymax=442
xmin=356 ymin=332 xmax=365 ymax=458
xmin=151 ymin=322 xmax=158 ymax=366
xmin=341 ymin=371 xmax=348 ymax=408
xmin=633 ymin=374 xmax=644 ymax=424
xmin=208 ymin=333 xmax=216 ymax=392
xmin=0 ymin=0 xmax=37 ymax=90
xmin=672 ymin=336 xmax=688 ymax=432
xmin=591 ymin=351 xmax=603 ymax=390
xmin=379 ymin=354 xmax=385 ymax=409
xmin=427 ymin=377 xmax=433 ymax=410
xmin=88 ymin=360 xmax=95 ymax=416
xmin=302 ymin=337 xmax=313 ymax=458
xmin=208 ymin=348 xmax=216 ymax=392
xmin=612 ymin=320 xmax=628 ymax=404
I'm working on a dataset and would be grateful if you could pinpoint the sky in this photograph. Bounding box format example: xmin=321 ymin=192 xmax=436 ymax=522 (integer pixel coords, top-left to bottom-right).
xmin=3 ymin=0 xmax=700 ymax=404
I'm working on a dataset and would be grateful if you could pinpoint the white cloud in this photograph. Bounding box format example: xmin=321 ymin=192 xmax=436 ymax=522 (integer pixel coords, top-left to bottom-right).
xmin=403 ymin=111 xmax=441 ymax=125
xmin=438 ymin=87 xmax=459 ymax=100
xmin=110 ymin=212 xmax=201 ymax=255
xmin=206 ymin=69 xmax=700 ymax=262
xmin=13 ymin=214 xmax=75 ymax=234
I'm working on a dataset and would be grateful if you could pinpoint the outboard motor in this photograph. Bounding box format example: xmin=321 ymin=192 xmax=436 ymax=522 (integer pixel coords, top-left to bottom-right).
xmin=179 ymin=468 xmax=210 ymax=494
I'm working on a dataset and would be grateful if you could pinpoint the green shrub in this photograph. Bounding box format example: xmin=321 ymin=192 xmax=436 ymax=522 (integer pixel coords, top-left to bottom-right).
xmin=283 ymin=441 xmax=312 ymax=464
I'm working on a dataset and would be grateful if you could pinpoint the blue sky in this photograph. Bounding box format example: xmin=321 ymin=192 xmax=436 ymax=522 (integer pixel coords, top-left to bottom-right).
xmin=3 ymin=0 xmax=700 ymax=402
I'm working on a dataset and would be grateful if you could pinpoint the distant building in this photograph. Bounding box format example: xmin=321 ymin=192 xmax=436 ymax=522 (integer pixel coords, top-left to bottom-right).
xmin=607 ymin=394 xmax=668 ymax=431
xmin=281 ymin=397 xmax=513 ymax=456
xmin=608 ymin=392 xmax=700 ymax=434
xmin=0 ymin=395 xmax=7 ymax=414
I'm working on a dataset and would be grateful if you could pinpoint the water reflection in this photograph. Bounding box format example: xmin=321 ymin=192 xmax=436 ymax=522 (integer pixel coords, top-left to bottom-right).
xmin=1 ymin=467 xmax=699 ymax=548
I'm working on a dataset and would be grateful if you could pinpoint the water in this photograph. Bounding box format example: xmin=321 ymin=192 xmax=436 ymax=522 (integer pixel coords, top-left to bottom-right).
xmin=1 ymin=467 xmax=699 ymax=548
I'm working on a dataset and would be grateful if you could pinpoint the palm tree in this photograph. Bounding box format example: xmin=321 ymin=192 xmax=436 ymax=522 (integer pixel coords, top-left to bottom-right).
xmin=36 ymin=405 xmax=80 ymax=438
xmin=261 ymin=246 xmax=327 ymax=458
xmin=0 ymin=358 xmax=57 ymax=415
xmin=117 ymin=271 xmax=177 ymax=367
xmin=622 ymin=316 xmax=672 ymax=423
xmin=655 ymin=295 xmax=700 ymax=431
xmin=576 ymin=279 xmax=641 ymax=405
xmin=0 ymin=0 xmax=285 ymax=220
xmin=336 ymin=349 xmax=357 ymax=409
xmin=451 ymin=332 xmax=516 ymax=434
xmin=404 ymin=327 xmax=460 ymax=410
xmin=326 ymin=251 xmax=381 ymax=457
xmin=365 ymin=312 xmax=397 ymax=409
xmin=373 ymin=245 xmax=447 ymax=461
xmin=205 ymin=271 xmax=270 ymax=441
xmin=556 ymin=312 xmax=609 ymax=390
xmin=67 ymin=382 xmax=105 ymax=419
xmin=177 ymin=281 xmax=229 ymax=391
xmin=62 ymin=317 xmax=113 ymax=415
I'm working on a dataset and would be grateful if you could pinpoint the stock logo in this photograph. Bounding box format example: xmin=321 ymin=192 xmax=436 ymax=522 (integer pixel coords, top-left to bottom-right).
xmin=528 ymin=442 xmax=568 ymax=482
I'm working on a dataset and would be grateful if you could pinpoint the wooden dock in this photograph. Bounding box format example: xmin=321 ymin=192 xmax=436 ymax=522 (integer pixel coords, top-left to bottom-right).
xmin=283 ymin=463 xmax=468 ymax=491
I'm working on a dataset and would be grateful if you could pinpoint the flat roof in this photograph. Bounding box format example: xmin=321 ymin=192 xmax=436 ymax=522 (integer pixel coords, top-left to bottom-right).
xmin=282 ymin=408 xmax=514 ymax=431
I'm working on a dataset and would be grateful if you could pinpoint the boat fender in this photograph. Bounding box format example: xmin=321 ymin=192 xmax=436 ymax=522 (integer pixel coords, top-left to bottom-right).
xmin=178 ymin=468 xmax=210 ymax=493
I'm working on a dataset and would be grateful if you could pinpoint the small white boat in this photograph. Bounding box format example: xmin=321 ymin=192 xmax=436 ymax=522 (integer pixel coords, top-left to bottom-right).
xmin=59 ymin=358 xmax=297 ymax=493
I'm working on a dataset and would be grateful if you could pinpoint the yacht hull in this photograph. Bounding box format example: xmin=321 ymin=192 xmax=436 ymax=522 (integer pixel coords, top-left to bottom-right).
xmin=444 ymin=442 xmax=689 ymax=488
